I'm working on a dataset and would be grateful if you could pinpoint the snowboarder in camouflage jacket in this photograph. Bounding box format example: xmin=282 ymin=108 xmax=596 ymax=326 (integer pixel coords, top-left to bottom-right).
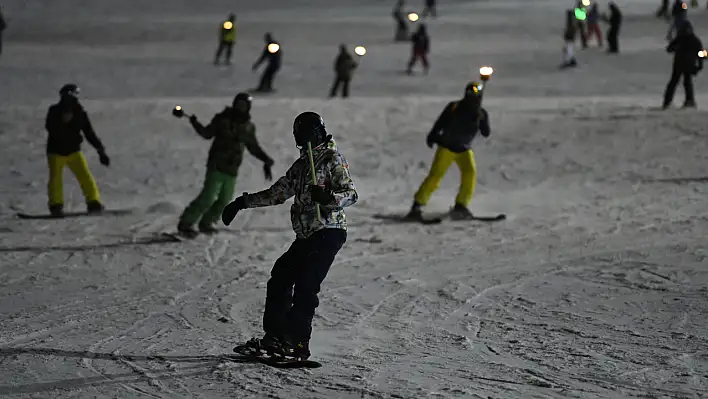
xmin=223 ymin=111 xmax=357 ymax=360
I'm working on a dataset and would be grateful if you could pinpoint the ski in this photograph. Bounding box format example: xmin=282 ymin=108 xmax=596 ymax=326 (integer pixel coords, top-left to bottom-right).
xmin=371 ymin=213 xmax=443 ymax=225
xmin=16 ymin=209 xmax=133 ymax=220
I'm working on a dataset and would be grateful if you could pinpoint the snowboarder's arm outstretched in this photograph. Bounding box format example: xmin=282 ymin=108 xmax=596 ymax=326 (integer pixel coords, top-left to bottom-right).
xmin=79 ymin=110 xmax=106 ymax=153
xmin=324 ymin=152 xmax=358 ymax=208
xmin=253 ymin=46 xmax=268 ymax=69
xmin=244 ymin=164 xmax=298 ymax=207
xmin=241 ymin=124 xmax=274 ymax=165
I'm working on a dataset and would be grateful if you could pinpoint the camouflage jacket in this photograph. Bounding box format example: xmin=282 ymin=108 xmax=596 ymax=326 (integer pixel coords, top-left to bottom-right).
xmin=193 ymin=107 xmax=272 ymax=176
xmin=243 ymin=137 xmax=358 ymax=239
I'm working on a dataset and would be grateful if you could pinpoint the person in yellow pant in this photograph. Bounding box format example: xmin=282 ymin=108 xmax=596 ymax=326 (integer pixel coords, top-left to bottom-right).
xmin=214 ymin=13 xmax=236 ymax=65
xmin=406 ymin=81 xmax=491 ymax=221
xmin=45 ymin=84 xmax=110 ymax=218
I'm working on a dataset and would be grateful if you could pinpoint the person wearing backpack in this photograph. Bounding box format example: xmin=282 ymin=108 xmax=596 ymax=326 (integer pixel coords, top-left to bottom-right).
xmin=662 ymin=21 xmax=704 ymax=108
xmin=405 ymin=81 xmax=491 ymax=221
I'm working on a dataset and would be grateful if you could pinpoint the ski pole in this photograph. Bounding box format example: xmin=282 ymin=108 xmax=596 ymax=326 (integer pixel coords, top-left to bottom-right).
xmin=307 ymin=141 xmax=322 ymax=222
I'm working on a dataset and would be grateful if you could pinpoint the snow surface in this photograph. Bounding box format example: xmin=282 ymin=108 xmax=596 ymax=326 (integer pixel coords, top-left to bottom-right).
xmin=1 ymin=0 xmax=708 ymax=398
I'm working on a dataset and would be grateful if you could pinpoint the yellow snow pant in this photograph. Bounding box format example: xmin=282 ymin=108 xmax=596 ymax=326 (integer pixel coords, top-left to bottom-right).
xmin=414 ymin=147 xmax=477 ymax=207
xmin=48 ymin=152 xmax=100 ymax=206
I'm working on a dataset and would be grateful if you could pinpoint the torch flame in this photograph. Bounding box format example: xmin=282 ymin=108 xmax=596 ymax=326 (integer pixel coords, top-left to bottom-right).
xmin=582 ymin=0 xmax=590 ymax=6
xmin=268 ymin=43 xmax=280 ymax=54
xmin=699 ymin=50 xmax=707 ymax=58
xmin=479 ymin=66 xmax=494 ymax=77
xmin=175 ymin=105 xmax=182 ymax=111
xmin=408 ymin=12 xmax=419 ymax=22
xmin=682 ymin=2 xmax=687 ymax=9
xmin=223 ymin=21 xmax=233 ymax=30
xmin=354 ymin=46 xmax=367 ymax=56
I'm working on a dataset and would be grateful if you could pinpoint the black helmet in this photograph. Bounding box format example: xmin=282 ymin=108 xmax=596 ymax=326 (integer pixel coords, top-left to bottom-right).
xmin=464 ymin=81 xmax=483 ymax=97
xmin=232 ymin=92 xmax=252 ymax=113
xmin=59 ymin=83 xmax=80 ymax=98
xmin=293 ymin=111 xmax=326 ymax=147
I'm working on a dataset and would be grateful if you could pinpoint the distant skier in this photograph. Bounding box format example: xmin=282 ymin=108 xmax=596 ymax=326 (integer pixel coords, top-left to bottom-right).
xmin=329 ymin=44 xmax=358 ymax=98
xmin=224 ymin=112 xmax=358 ymax=360
xmin=252 ymin=32 xmax=281 ymax=92
xmin=214 ymin=13 xmax=237 ymax=65
xmin=586 ymin=3 xmax=603 ymax=48
xmin=662 ymin=22 xmax=703 ymax=109
xmin=603 ymin=2 xmax=622 ymax=53
xmin=667 ymin=0 xmax=688 ymax=41
xmin=405 ymin=81 xmax=491 ymax=221
xmin=422 ymin=0 xmax=437 ymax=18
xmin=393 ymin=0 xmax=409 ymax=41
xmin=406 ymin=24 xmax=430 ymax=75
xmin=45 ymin=84 xmax=110 ymax=217
xmin=0 ymin=7 xmax=6 ymax=57
xmin=657 ymin=0 xmax=671 ymax=18
xmin=177 ymin=93 xmax=274 ymax=237
xmin=562 ymin=9 xmax=578 ymax=68
xmin=574 ymin=1 xmax=589 ymax=49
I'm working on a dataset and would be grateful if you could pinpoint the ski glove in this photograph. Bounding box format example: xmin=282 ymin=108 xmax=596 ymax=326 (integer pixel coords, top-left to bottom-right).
xmin=98 ymin=151 xmax=110 ymax=167
xmin=222 ymin=195 xmax=248 ymax=225
xmin=263 ymin=163 xmax=273 ymax=181
xmin=309 ymin=185 xmax=335 ymax=205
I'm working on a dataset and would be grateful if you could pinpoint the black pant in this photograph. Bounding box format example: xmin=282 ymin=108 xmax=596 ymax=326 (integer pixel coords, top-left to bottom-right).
xmin=257 ymin=63 xmax=280 ymax=91
xmin=329 ymin=77 xmax=350 ymax=97
xmin=214 ymin=41 xmax=233 ymax=64
xmin=663 ymin=67 xmax=695 ymax=106
xmin=607 ymin=26 xmax=619 ymax=53
xmin=263 ymin=228 xmax=347 ymax=342
xmin=576 ymin=21 xmax=588 ymax=48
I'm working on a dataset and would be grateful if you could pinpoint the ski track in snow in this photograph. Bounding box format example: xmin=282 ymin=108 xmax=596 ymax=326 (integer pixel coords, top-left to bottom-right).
xmin=1 ymin=0 xmax=708 ymax=398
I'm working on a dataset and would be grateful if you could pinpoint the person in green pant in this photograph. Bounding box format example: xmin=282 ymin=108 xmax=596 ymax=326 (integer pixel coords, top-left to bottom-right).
xmin=178 ymin=92 xmax=274 ymax=237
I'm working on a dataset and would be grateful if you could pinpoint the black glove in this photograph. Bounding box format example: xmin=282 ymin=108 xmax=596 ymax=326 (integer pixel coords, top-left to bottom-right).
xmin=426 ymin=133 xmax=437 ymax=149
xmin=189 ymin=115 xmax=198 ymax=125
xmin=263 ymin=163 xmax=273 ymax=181
xmin=222 ymin=195 xmax=247 ymax=225
xmin=98 ymin=151 xmax=110 ymax=167
xmin=309 ymin=185 xmax=335 ymax=205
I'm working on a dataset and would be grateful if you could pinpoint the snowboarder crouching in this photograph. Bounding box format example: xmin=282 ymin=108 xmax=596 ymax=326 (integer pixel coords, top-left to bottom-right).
xmin=223 ymin=112 xmax=358 ymax=360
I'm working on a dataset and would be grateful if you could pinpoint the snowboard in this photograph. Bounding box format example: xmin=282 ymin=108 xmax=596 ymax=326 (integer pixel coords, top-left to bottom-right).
xmin=372 ymin=212 xmax=506 ymax=225
xmin=227 ymin=353 xmax=322 ymax=369
xmin=16 ymin=209 xmax=133 ymax=220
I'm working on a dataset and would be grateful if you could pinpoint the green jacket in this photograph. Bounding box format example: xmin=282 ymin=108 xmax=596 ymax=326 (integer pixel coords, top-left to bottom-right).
xmin=191 ymin=107 xmax=273 ymax=176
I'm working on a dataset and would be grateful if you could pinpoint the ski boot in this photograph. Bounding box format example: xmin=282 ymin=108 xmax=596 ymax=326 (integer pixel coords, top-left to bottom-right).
xmin=403 ymin=201 xmax=424 ymax=222
xmin=177 ymin=222 xmax=199 ymax=239
xmin=449 ymin=203 xmax=475 ymax=221
xmin=49 ymin=204 xmax=64 ymax=218
xmin=198 ymin=223 xmax=218 ymax=235
xmin=682 ymin=100 xmax=697 ymax=109
xmin=87 ymin=200 xmax=104 ymax=214
xmin=281 ymin=339 xmax=311 ymax=361
xmin=233 ymin=333 xmax=285 ymax=357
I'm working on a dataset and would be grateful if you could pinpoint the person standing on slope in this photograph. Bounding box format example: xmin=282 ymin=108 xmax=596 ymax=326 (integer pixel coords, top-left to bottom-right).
xmin=422 ymin=0 xmax=437 ymax=18
xmin=214 ymin=13 xmax=237 ymax=65
xmin=667 ymin=0 xmax=688 ymax=41
xmin=393 ymin=0 xmax=409 ymax=41
xmin=45 ymin=84 xmax=110 ymax=218
xmin=223 ymin=112 xmax=358 ymax=360
xmin=177 ymin=93 xmax=274 ymax=237
xmin=562 ymin=9 xmax=579 ymax=68
xmin=662 ymin=22 xmax=703 ymax=109
xmin=329 ymin=44 xmax=358 ymax=98
xmin=405 ymin=81 xmax=491 ymax=221
xmin=0 ymin=7 xmax=6 ymax=58
xmin=406 ymin=24 xmax=430 ymax=75
xmin=603 ymin=2 xmax=622 ymax=54
xmin=586 ymin=3 xmax=603 ymax=48
xmin=252 ymin=32 xmax=281 ymax=92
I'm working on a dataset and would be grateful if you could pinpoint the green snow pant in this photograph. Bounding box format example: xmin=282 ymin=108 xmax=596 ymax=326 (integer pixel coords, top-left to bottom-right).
xmin=180 ymin=168 xmax=237 ymax=227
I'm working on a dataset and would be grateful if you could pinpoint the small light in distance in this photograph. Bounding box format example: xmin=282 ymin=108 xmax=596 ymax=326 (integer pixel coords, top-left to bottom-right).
xmin=355 ymin=46 xmax=367 ymax=56
xmin=408 ymin=12 xmax=419 ymax=22
xmin=582 ymin=0 xmax=590 ymax=6
xmin=268 ymin=43 xmax=280 ymax=54
xmin=699 ymin=50 xmax=707 ymax=58
xmin=223 ymin=21 xmax=233 ymax=30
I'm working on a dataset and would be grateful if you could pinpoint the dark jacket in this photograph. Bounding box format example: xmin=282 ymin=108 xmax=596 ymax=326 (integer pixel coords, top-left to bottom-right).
xmin=334 ymin=50 xmax=358 ymax=80
xmin=564 ymin=10 xmax=577 ymax=41
xmin=45 ymin=101 xmax=105 ymax=156
xmin=0 ymin=9 xmax=6 ymax=32
xmin=427 ymin=100 xmax=490 ymax=153
xmin=607 ymin=4 xmax=622 ymax=29
xmin=668 ymin=31 xmax=704 ymax=73
xmin=412 ymin=28 xmax=430 ymax=53
xmin=255 ymin=41 xmax=281 ymax=68
xmin=190 ymin=107 xmax=272 ymax=176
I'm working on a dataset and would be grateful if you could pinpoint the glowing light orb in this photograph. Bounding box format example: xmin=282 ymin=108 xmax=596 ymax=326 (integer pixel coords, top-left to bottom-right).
xmin=699 ymin=50 xmax=707 ymax=58
xmin=268 ymin=43 xmax=280 ymax=54
xmin=223 ymin=21 xmax=233 ymax=30
xmin=582 ymin=0 xmax=590 ymax=6
xmin=574 ymin=7 xmax=587 ymax=20
xmin=175 ymin=105 xmax=182 ymax=111
xmin=408 ymin=12 xmax=419 ymax=22
xmin=354 ymin=46 xmax=367 ymax=56
xmin=681 ymin=2 xmax=687 ymax=9
xmin=479 ymin=66 xmax=494 ymax=77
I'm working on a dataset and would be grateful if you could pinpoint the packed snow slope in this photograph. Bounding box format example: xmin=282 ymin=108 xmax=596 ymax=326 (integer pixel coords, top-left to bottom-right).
xmin=1 ymin=1 xmax=708 ymax=398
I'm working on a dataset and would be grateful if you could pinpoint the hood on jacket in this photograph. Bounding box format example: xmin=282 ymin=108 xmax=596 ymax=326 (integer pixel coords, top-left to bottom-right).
xmin=299 ymin=135 xmax=338 ymax=158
